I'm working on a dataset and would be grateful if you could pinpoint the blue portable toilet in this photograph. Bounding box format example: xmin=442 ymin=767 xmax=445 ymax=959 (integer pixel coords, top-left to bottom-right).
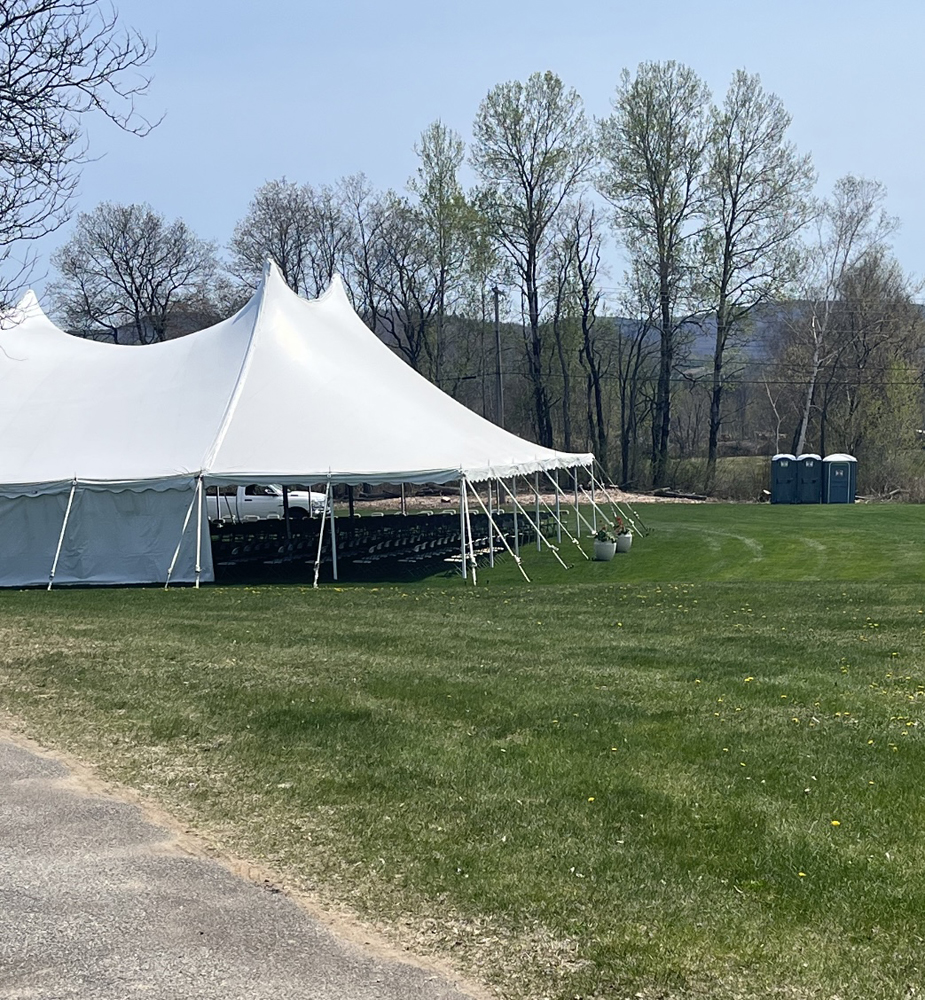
xmin=822 ymin=453 xmax=857 ymax=503
xmin=796 ymin=454 xmax=822 ymax=504
xmin=770 ymin=454 xmax=798 ymax=504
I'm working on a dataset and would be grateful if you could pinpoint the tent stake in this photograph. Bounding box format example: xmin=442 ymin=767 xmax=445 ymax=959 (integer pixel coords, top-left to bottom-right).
xmin=48 ymin=479 xmax=77 ymax=591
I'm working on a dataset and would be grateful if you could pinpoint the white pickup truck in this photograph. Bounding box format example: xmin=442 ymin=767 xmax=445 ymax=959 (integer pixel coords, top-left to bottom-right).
xmin=206 ymin=484 xmax=328 ymax=523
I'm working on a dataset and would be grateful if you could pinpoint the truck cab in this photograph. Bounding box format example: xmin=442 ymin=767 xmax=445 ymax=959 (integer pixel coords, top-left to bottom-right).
xmin=206 ymin=484 xmax=328 ymax=523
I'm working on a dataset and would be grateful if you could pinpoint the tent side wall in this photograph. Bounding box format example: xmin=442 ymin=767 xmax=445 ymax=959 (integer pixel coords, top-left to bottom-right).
xmin=0 ymin=485 xmax=212 ymax=587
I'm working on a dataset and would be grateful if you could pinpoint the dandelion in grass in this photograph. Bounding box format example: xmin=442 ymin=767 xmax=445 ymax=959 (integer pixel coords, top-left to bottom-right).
xmin=831 ymin=820 xmax=841 ymax=827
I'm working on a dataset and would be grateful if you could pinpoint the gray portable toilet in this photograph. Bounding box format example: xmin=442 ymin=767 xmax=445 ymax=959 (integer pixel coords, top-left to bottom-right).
xmin=796 ymin=453 xmax=822 ymax=504
xmin=770 ymin=454 xmax=798 ymax=504
xmin=822 ymin=453 xmax=857 ymax=503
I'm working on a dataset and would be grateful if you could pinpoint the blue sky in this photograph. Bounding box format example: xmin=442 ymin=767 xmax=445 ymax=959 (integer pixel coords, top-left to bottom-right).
xmin=26 ymin=0 xmax=925 ymax=298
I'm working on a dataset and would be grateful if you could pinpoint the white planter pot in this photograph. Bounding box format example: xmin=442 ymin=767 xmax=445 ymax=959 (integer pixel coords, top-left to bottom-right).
xmin=593 ymin=539 xmax=617 ymax=561
xmin=616 ymin=533 xmax=633 ymax=553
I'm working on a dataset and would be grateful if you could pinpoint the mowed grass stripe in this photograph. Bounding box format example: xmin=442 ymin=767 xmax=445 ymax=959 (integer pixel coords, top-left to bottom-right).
xmin=1 ymin=503 xmax=924 ymax=998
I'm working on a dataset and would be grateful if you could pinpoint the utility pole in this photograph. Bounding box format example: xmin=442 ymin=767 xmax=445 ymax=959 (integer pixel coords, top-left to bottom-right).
xmin=492 ymin=286 xmax=504 ymax=427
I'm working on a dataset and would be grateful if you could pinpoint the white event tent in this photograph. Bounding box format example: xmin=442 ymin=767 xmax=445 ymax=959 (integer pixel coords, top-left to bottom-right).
xmin=0 ymin=262 xmax=593 ymax=587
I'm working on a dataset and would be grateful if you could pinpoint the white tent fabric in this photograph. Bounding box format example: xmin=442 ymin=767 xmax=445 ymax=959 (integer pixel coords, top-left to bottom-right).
xmin=0 ymin=263 xmax=592 ymax=586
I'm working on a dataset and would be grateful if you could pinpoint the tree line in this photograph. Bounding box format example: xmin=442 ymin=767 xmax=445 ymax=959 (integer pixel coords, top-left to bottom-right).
xmin=5 ymin=26 xmax=918 ymax=494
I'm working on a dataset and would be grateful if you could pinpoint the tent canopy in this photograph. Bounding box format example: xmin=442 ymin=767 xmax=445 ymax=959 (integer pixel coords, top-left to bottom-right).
xmin=0 ymin=262 xmax=592 ymax=492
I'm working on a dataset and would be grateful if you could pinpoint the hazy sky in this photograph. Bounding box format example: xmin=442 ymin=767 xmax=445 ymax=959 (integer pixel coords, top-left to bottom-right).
xmin=24 ymin=0 xmax=925 ymax=299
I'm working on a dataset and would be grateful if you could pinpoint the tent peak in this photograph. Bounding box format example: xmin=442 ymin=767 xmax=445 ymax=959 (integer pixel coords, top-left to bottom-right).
xmin=260 ymin=259 xmax=350 ymax=306
xmin=1 ymin=289 xmax=65 ymax=335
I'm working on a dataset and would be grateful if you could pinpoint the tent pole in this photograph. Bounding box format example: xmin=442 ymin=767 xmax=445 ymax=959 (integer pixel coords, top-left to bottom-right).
xmin=165 ymin=480 xmax=201 ymax=589
xmin=579 ymin=479 xmax=626 ymax=534
xmin=313 ymin=482 xmax=330 ymax=589
xmin=487 ymin=480 xmax=495 ymax=568
xmin=466 ymin=480 xmax=530 ymax=582
xmin=459 ymin=478 xmax=467 ymax=580
xmin=591 ymin=462 xmax=649 ymax=536
xmin=512 ymin=477 xmax=519 ymax=558
xmin=591 ymin=476 xmax=597 ymax=532
xmin=495 ymin=478 xmax=569 ymax=570
xmin=194 ymin=475 xmax=203 ymax=589
xmin=462 ymin=478 xmax=477 ymax=586
xmin=328 ymin=481 xmax=338 ymax=581
xmin=555 ymin=469 xmax=562 ymax=543
xmin=540 ymin=470 xmax=591 ymax=559
xmin=48 ymin=479 xmax=78 ymax=591
xmin=535 ymin=472 xmax=541 ymax=551
xmin=282 ymin=484 xmax=292 ymax=543
xmin=573 ymin=468 xmax=580 ymax=539
xmin=400 ymin=483 xmax=406 ymax=516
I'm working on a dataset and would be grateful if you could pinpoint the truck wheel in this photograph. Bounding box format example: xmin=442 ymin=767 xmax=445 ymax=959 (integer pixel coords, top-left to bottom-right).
xmin=288 ymin=507 xmax=309 ymax=520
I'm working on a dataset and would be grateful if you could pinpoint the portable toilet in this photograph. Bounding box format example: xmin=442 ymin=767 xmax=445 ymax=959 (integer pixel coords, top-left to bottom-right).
xmin=822 ymin=453 xmax=857 ymax=503
xmin=770 ymin=454 xmax=798 ymax=504
xmin=796 ymin=454 xmax=822 ymax=504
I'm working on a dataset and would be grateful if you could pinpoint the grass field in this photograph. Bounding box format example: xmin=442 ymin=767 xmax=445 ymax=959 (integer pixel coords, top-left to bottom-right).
xmin=2 ymin=502 xmax=925 ymax=999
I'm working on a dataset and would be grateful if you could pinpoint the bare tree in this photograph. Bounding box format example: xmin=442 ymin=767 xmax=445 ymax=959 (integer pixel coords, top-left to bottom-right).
xmin=471 ymin=70 xmax=595 ymax=447
xmin=701 ymin=70 xmax=815 ymax=485
xmin=230 ymin=178 xmax=352 ymax=297
xmin=598 ymin=61 xmax=711 ymax=486
xmin=790 ymin=175 xmax=899 ymax=454
xmin=374 ymin=193 xmax=441 ymax=375
xmin=615 ymin=261 xmax=662 ymax=485
xmin=0 ymin=0 xmax=156 ymax=295
xmin=545 ymin=200 xmax=608 ymax=458
xmin=339 ymin=173 xmax=390 ymax=334
xmin=51 ymin=202 xmax=217 ymax=343
xmin=816 ymin=249 xmax=922 ymax=457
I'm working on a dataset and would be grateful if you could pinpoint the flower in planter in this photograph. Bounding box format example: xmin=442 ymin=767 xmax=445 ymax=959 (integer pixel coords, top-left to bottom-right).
xmin=596 ymin=518 xmax=631 ymax=542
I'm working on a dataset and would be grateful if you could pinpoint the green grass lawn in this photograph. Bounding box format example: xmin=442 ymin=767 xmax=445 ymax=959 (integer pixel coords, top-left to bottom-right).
xmin=2 ymin=502 xmax=925 ymax=999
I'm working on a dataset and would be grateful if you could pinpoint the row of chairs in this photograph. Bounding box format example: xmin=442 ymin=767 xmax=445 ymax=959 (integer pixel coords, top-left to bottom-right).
xmin=210 ymin=510 xmax=555 ymax=570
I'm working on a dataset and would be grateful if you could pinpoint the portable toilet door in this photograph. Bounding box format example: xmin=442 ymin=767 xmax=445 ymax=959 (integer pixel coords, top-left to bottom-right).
xmin=822 ymin=453 xmax=858 ymax=503
xmin=796 ymin=454 xmax=822 ymax=504
xmin=770 ymin=454 xmax=798 ymax=504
